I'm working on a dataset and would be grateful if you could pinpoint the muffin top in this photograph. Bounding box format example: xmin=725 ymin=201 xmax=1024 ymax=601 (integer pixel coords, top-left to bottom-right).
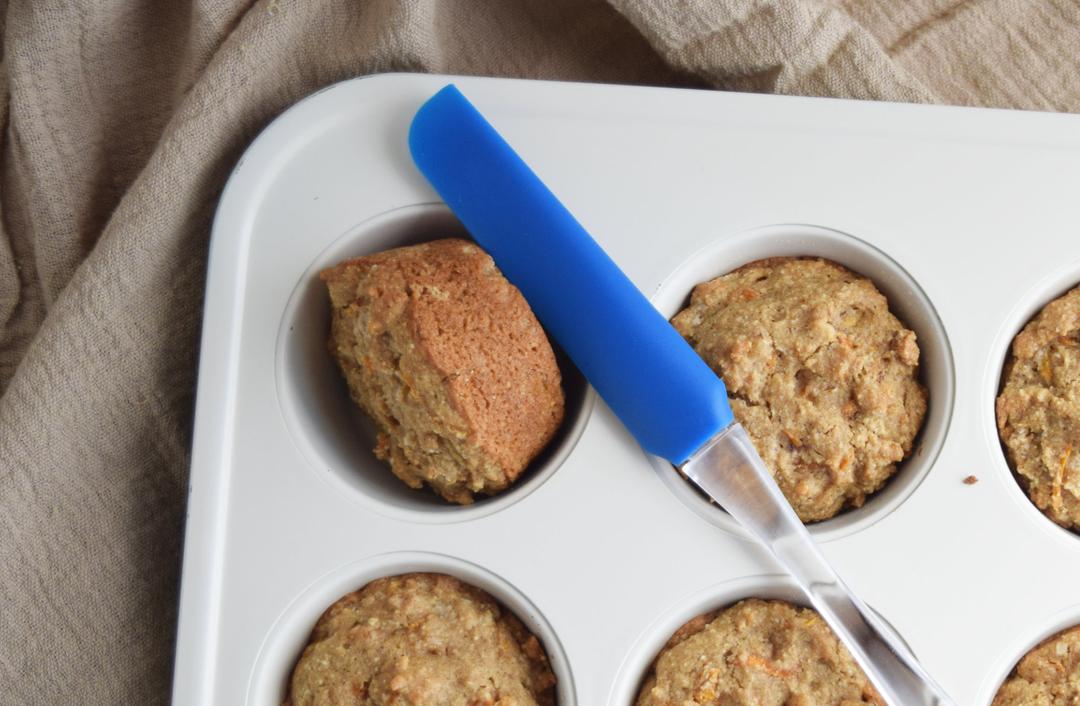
xmin=636 ymin=599 xmax=882 ymax=706
xmin=992 ymin=625 xmax=1080 ymax=705
xmin=284 ymin=573 xmax=556 ymax=706
xmin=322 ymin=238 xmax=565 ymax=504
xmin=672 ymin=257 xmax=927 ymax=521
xmin=996 ymin=284 xmax=1080 ymax=531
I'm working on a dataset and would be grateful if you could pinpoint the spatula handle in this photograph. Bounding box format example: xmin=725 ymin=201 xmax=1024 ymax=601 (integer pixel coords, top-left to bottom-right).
xmin=409 ymin=84 xmax=733 ymax=464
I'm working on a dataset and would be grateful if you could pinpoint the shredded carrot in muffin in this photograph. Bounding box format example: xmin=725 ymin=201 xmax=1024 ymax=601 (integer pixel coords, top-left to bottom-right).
xmin=1052 ymin=445 xmax=1072 ymax=513
xmin=740 ymin=654 xmax=796 ymax=679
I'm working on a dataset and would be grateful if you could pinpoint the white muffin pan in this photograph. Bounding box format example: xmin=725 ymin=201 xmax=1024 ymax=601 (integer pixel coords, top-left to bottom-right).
xmin=172 ymin=73 xmax=1080 ymax=705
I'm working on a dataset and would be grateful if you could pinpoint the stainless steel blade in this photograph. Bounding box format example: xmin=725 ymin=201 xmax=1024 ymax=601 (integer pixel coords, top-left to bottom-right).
xmin=681 ymin=423 xmax=955 ymax=706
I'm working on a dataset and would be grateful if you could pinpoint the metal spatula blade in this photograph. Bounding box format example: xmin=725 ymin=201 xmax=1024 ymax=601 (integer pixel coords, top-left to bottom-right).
xmin=408 ymin=83 xmax=955 ymax=706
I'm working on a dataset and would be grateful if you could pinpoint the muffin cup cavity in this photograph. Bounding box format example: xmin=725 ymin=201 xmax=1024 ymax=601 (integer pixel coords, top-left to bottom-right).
xmin=976 ymin=604 xmax=1080 ymax=706
xmin=248 ymin=551 xmax=576 ymax=706
xmin=608 ymin=574 xmax=911 ymax=706
xmin=276 ymin=203 xmax=593 ymax=523
xmin=649 ymin=224 xmax=954 ymax=542
xmin=986 ymin=263 xmax=1080 ymax=543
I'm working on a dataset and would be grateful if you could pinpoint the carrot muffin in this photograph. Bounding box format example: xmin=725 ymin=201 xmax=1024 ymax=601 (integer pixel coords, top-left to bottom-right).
xmin=322 ymin=239 xmax=565 ymax=504
xmin=284 ymin=573 xmax=556 ymax=706
xmin=996 ymin=284 xmax=1080 ymax=531
xmin=671 ymin=257 xmax=927 ymax=522
xmin=992 ymin=625 xmax=1080 ymax=705
xmin=635 ymin=599 xmax=882 ymax=706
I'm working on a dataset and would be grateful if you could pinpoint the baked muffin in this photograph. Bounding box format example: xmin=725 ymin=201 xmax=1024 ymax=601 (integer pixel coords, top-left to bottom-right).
xmin=992 ymin=625 xmax=1080 ymax=705
xmin=671 ymin=257 xmax=927 ymax=522
xmin=284 ymin=573 xmax=556 ymax=706
xmin=635 ymin=599 xmax=882 ymax=706
xmin=996 ymin=284 xmax=1080 ymax=531
xmin=322 ymin=239 xmax=565 ymax=504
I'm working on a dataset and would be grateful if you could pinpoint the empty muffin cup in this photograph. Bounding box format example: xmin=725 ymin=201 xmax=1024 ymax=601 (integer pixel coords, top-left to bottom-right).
xmin=276 ymin=203 xmax=593 ymax=523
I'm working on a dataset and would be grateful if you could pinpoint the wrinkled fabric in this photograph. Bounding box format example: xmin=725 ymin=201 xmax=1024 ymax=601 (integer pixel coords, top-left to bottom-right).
xmin=1 ymin=0 xmax=1078 ymax=702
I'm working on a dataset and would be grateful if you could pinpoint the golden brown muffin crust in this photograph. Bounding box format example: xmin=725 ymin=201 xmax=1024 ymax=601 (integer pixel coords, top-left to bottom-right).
xmin=635 ymin=599 xmax=882 ymax=706
xmin=671 ymin=257 xmax=928 ymax=522
xmin=992 ymin=625 xmax=1080 ymax=705
xmin=996 ymin=284 xmax=1080 ymax=531
xmin=322 ymin=239 xmax=565 ymax=504
xmin=284 ymin=573 xmax=556 ymax=706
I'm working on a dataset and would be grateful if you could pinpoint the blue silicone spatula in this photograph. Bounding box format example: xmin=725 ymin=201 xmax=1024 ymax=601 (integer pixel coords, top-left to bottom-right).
xmin=408 ymin=84 xmax=954 ymax=706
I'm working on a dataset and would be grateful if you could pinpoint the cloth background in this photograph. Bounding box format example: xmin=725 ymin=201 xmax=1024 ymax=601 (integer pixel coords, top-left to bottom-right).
xmin=1 ymin=0 xmax=1078 ymax=702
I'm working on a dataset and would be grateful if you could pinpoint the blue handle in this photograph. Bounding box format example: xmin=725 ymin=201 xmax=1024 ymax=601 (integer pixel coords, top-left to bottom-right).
xmin=408 ymin=84 xmax=733 ymax=464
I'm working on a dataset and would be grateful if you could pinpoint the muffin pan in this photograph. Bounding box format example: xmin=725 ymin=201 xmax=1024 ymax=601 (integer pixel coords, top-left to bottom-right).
xmin=172 ymin=73 xmax=1080 ymax=705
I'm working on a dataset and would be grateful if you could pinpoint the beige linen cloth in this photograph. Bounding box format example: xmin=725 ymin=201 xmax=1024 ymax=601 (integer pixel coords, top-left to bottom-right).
xmin=1 ymin=0 xmax=1079 ymax=702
